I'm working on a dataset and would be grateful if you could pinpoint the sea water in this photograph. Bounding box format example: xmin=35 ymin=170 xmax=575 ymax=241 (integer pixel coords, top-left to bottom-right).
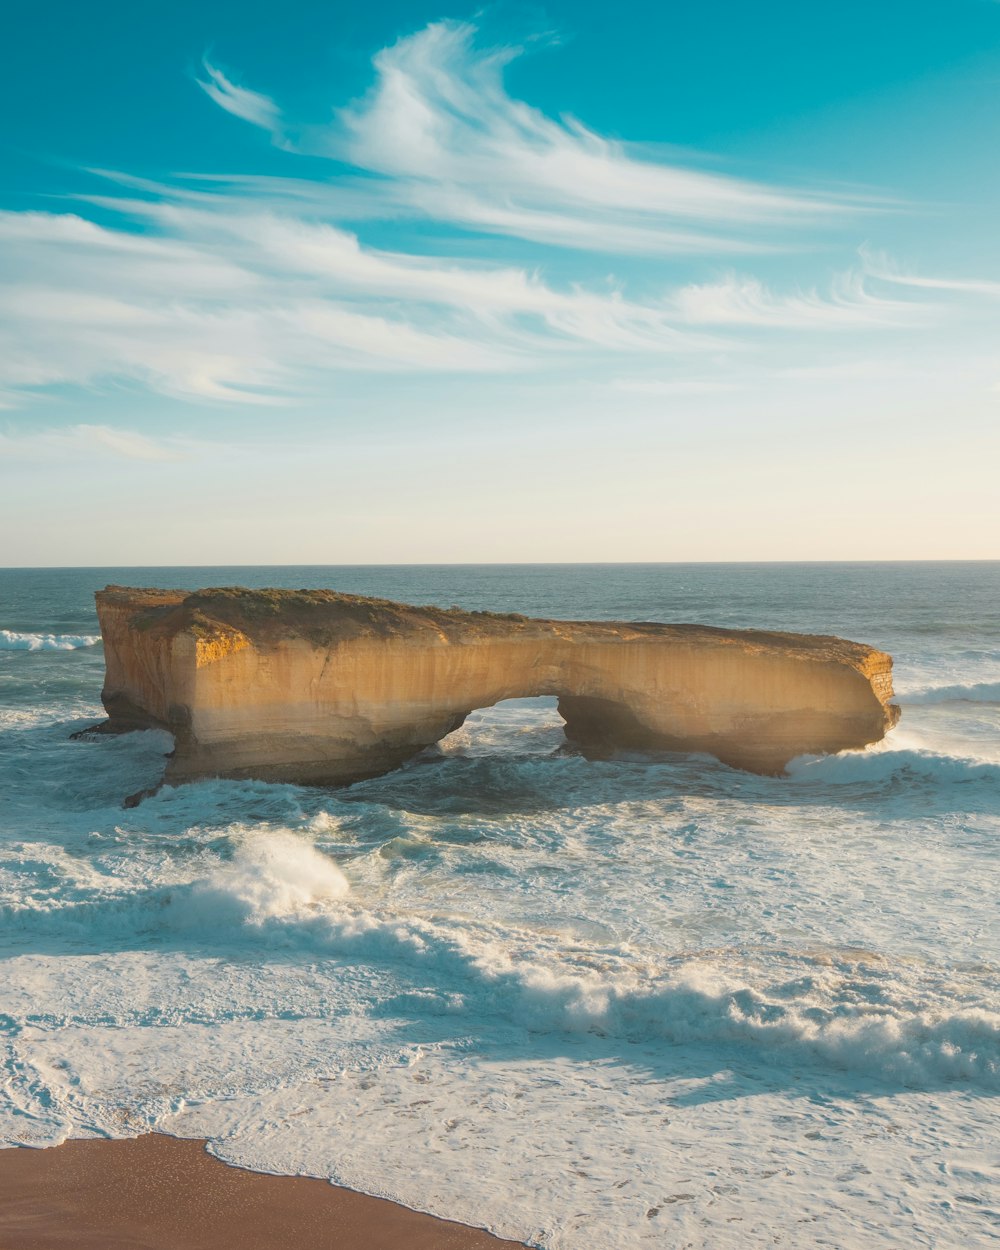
xmin=1 ymin=563 xmax=997 ymax=1248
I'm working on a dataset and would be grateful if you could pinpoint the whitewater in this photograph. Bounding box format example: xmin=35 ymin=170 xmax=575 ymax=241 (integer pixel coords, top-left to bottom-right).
xmin=1 ymin=563 xmax=998 ymax=1247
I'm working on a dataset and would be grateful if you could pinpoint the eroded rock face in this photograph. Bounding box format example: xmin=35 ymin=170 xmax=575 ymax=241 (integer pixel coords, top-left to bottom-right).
xmin=94 ymin=585 xmax=900 ymax=788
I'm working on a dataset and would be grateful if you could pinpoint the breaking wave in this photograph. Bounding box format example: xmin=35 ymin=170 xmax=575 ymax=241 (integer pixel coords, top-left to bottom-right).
xmin=506 ymin=966 xmax=1000 ymax=1092
xmin=0 ymin=629 xmax=100 ymax=652
xmin=313 ymin=924 xmax=1000 ymax=1091
xmin=5 ymin=831 xmax=997 ymax=1094
xmin=187 ymin=832 xmax=351 ymax=922
xmin=787 ymin=746 xmax=1000 ymax=787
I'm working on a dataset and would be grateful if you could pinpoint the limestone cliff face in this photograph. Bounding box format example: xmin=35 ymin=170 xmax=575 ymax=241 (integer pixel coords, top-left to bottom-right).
xmin=95 ymin=586 xmax=900 ymax=787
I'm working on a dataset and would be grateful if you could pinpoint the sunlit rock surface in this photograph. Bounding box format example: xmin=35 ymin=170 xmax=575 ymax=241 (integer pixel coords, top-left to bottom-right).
xmin=95 ymin=585 xmax=900 ymax=786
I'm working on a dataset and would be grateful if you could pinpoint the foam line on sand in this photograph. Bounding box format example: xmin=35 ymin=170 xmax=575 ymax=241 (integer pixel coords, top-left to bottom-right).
xmin=0 ymin=1133 xmax=526 ymax=1250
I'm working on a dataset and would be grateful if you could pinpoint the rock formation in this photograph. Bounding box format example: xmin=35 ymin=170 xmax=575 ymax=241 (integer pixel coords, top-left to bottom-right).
xmin=93 ymin=585 xmax=900 ymax=789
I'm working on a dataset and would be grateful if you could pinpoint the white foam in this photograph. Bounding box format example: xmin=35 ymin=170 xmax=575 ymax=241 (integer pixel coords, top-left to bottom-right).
xmin=3 ymin=892 xmax=997 ymax=1249
xmin=438 ymin=696 xmax=566 ymax=758
xmin=186 ymin=830 xmax=350 ymax=923
xmin=787 ymin=745 xmax=1000 ymax=786
xmin=0 ymin=629 xmax=100 ymax=651
xmin=283 ymin=912 xmax=1000 ymax=1091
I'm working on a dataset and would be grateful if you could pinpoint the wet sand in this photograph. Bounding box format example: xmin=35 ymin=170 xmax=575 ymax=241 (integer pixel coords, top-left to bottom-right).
xmin=0 ymin=1134 xmax=527 ymax=1249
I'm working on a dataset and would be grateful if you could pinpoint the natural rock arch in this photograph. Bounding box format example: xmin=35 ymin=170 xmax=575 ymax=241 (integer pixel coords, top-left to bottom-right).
xmin=93 ymin=586 xmax=900 ymax=791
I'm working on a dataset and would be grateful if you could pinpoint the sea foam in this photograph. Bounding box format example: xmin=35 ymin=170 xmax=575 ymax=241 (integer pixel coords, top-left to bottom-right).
xmin=187 ymin=831 xmax=351 ymax=922
xmin=787 ymin=745 xmax=1000 ymax=786
xmin=5 ymin=855 xmax=997 ymax=1093
xmin=0 ymin=629 xmax=100 ymax=652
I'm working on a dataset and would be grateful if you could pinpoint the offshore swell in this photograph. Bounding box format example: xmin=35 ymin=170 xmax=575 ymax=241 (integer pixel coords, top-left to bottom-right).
xmin=1 ymin=564 xmax=998 ymax=1248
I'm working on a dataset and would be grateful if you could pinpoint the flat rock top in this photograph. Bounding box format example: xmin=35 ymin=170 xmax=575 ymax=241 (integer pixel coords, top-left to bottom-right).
xmin=97 ymin=586 xmax=886 ymax=671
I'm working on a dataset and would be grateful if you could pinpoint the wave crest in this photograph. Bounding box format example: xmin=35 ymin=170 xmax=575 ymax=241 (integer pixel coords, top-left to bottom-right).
xmin=154 ymin=863 xmax=1000 ymax=1091
xmin=301 ymin=913 xmax=1000 ymax=1091
xmin=0 ymin=629 xmax=100 ymax=652
xmin=3 ymin=856 xmax=998 ymax=1092
xmin=186 ymin=832 xmax=351 ymax=923
xmin=787 ymin=747 xmax=999 ymax=786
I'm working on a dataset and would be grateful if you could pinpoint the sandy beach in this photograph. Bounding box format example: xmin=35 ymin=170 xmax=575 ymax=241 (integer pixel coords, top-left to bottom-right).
xmin=0 ymin=1134 xmax=526 ymax=1250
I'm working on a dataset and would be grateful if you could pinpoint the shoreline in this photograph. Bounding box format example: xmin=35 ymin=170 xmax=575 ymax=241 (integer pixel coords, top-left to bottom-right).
xmin=0 ymin=1133 xmax=527 ymax=1249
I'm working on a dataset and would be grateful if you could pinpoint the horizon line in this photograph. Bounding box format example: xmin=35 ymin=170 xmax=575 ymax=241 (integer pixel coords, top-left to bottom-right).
xmin=3 ymin=558 xmax=999 ymax=572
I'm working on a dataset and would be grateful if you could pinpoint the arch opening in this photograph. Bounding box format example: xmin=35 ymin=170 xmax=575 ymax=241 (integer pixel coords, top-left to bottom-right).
xmin=435 ymin=696 xmax=566 ymax=759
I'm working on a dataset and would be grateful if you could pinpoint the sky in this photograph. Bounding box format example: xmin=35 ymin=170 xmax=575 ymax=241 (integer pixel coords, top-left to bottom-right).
xmin=1 ymin=0 xmax=999 ymax=565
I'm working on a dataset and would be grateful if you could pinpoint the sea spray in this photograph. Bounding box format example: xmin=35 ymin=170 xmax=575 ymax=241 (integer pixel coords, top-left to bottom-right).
xmin=186 ymin=831 xmax=351 ymax=922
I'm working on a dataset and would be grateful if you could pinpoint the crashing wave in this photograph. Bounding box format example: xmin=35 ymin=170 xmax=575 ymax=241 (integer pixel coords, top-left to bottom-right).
xmin=0 ymin=629 xmax=100 ymax=652
xmin=4 ymin=831 xmax=997 ymax=1092
xmin=787 ymin=746 xmax=999 ymax=786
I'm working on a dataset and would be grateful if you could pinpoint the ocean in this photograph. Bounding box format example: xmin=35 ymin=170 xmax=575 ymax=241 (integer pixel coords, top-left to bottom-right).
xmin=1 ymin=563 xmax=998 ymax=1247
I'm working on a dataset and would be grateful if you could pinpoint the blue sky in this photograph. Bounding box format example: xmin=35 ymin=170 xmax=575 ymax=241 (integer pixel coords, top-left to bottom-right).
xmin=2 ymin=0 xmax=999 ymax=563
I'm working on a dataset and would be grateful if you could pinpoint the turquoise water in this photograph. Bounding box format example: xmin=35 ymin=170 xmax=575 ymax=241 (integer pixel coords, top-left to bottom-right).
xmin=2 ymin=564 xmax=998 ymax=1247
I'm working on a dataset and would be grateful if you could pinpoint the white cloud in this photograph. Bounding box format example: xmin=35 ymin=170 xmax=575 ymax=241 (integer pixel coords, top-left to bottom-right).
xmin=193 ymin=20 xmax=860 ymax=256
xmin=196 ymin=61 xmax=283 ymax=135
xmin=669 ymin=271 xmax=927 ymax=328
xmin=0 ymin=202 xmax=721 ymax=405
xmin=0 ymin=194 xmax=944 ymax=409
xmin=0 ymin=23 xmax=975 ymax=413
xmin=859 ymin=245 xmax=1000 ymax=297
xmin=331 ymin=22 xmax=858 ymax=255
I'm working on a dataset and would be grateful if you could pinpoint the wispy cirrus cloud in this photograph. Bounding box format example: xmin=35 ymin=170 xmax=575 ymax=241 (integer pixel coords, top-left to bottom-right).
xmin=0 ymin=204 xmax=713 ymax=405
xmin=196 ymin=61 xmax=284 ymax=135
xmin=338 ymin=22 xmax=862 ymax=253
xmin=205 ymin=19 xmax=863 ymax=255
xmin=669 ymin=271 xmax=927 ymax=328
xmin=859 ymin=245 xmax=1000 ymax=297
xmin=0 ymin=195 xmax=937 ymax=409
xmin=0 ymin=20 xmax=969 ymax=413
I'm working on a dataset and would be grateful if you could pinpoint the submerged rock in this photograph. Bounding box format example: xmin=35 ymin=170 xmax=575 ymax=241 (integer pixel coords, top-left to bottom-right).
xmin=92 ymin=585 xmax=899 ymax=789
